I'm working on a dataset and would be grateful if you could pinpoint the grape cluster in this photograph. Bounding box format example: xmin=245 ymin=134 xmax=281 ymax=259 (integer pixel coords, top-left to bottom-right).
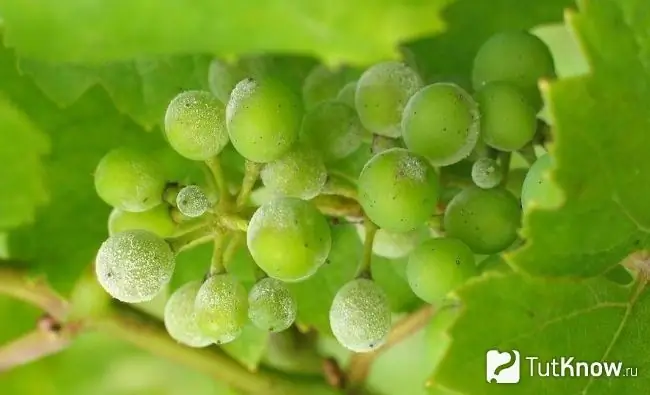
xmin=92 ymin=31 xmax=559 ymax=353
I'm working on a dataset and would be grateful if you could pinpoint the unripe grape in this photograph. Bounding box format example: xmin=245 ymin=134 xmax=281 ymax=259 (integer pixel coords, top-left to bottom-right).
xmin=108 ymin=205 xmax=176 ymax=238
xmin=226 ymin=78 xmax=302 ymax=163
xmin=95 ymin=230 xmax=175 ymax=303
xmin=164 ymin=280 xmax=212 ymax=348
xmin=247 ymin=198 xmax=331 ymax=282
xmin=402 ymin=83 xmax=480 ymax=166
xmin=471 ymin=157 xmax=502 ymax=189
xmin=329 ymin=279 xmax=391 ymax=353
xmin=260 ymin=145 xmax=327 ymax=200
xmin=164 ymin=90 xmax=229 ymax=160
xmin=176 ymin=185 xmax=210 ymax=218
xmin=248 ymin=278 xmax=297 ymax=332
xmin=94 ymin=147 xmax=166 ymax=212
xmin=300 ymin=100 xmax=365 ymax=162
xmin=358 ymin=148 xmax=439 ymax=233
xmin=336 ymin=80 xmax=357 ymax=108
xmin=194 ymin=274 xmax=248 ymax=344
xmin=355 ymin=225 xmax=425 ymax=259
xmin=302 ymin=65 xmax=356 ymax=110
xmin=407 ymin=237 xmax=477 ymax=304
xmin=521 ymin=153 xmax=563 ymax=210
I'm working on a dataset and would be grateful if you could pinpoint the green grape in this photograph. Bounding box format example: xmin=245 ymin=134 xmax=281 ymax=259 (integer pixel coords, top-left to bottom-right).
xmin=443 ymin=187 xmax=521 ymax=254
xmin=358 ymin=148 xmax=439 ymax=232
xmin=226 ymin=78 xmax=302 ymax=163
xmin=108 ymin=205 xmax=176 ymax=238
xmin=176 ymin=185 xmax=210 ymax=218
xmin=336 ymin=80 xmax=357 ymax=108
xmin=477 ymin=254 xmax=511 ymax=274
xmin=164 ymin=280 xmax=212 ymax=348
xmin=476 ymin=82 xmax=537 ymax=151
xmin=194 ymin=274 xmax=248 ymax=344
xmin=355 ymin=224 xmax=426 ymax=259
xmin=355 ymin=61 xmax=423 ymax=137
xmin=505 ymin=167 xmax=528 ymax=199
xmin=260 ymin=144 xmax=327 ymax=200
xmin=402 ymin=83 xmax=480 ymax=166
xmin=521 ymin=153 xmax=563 ymax=210
xmin=302 ymin=65 xmax=356 ymax=110
xmin=472 ymin=31 xmax=555 ymax=110
xmin=248 ymin=278 xmax=297 ymax=332
xmin=329 ymin=278 xmax=391 ymax=353
xmin=407 ymin=237 xmax=477 ymax=304
xmin=247 ymin=198 xmax=332 ymax=282
xmin=471 ymin=157 xmax=502 ymax=189
xmin=164 ymin=90 xmax=229 ymax=160
xmin=208 ymin=58 xmax=248 ymax=104
xmin=95 ymin=230 xmax=175 ymax=303
xmin=94 ymin=147 xmax=166 ymax=212
xmin=300 ymin=100 xmax=364 ymax=162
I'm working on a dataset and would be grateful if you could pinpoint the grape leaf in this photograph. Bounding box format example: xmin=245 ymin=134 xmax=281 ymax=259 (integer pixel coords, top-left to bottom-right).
xmin=0 ymin=0 xmax=452 ymax=66
xmin=221 ymin=323 xmax=270 ymax=372
xmin=288 ymin=224 xmax=361 ymax=335
xmin=509 ymin=0 xmax=650 ymax=277
xmin=429 ymin=273 xmax=647 ymax=394
xmin=407 ymin=0 xmax=573 ymax=85
xmin=17 ymin=55 xmax=211 ymax=129
xmin=0 ymin=95 xmax=49 ymax=230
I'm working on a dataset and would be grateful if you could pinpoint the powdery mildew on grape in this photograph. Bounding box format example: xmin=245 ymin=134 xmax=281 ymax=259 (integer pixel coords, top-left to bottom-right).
xmin=329 ymin=279 xmax=391 ymax=353
xmin=226 ymin=77 xmax=258 ymax=123
xmin=355 ymin=224 xmax=421 ymax=259
xmin=194 ymin=274 xmax=248 ymax=344
xmin=164 ymin=281 xmax=212 ymax=348
xmin=471 ymin=157 xmax=502 ymax=189
xmin=396 ymin=153 xmax=428 ymax=183
xmin=248 ymin=278 xmax=297 ymax=332
xmin=164 ymin=91 xmax=228 ymax=160
xmin=248 ymin=198 xmax=300 ymax=234
xmin=95 ymin=229 xmax=175 ymax=303
xmin=260 ymin=147 xmax=327 ymax=200
xmin=176 ymin=185 xmax=210 ymax=217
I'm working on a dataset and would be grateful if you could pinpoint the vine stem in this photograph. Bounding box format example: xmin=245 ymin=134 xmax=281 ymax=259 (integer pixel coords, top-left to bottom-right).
xmin=0 ymin=265 xmax=339 ymax=395
xmin=346 ymin=305 xmax=435 ymax=391
xmin=357 ymin=219 xmax=377 ymax=278
xmin=236 ymin=160 xmax=262 ymax=210
xmin=206 ymin=156 xmax=231 ymax=207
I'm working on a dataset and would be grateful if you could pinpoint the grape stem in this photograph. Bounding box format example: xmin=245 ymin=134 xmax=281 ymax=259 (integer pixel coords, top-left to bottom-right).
xmin=218 ymin=213 xmax=249 ymax=233
xmin=322 ymin=175 xmax=358 ymax=201
xmin=311 ymin=195 xmax=363 ymax=219
xmin=498 ymin=151 xmax=512 ymax=186
xmin=209 ymin=229 xmax=227 ymax=275
xmin=236 ymin=160 xmax=262 ymax=210
xmin=345 ymin=305 xmax=435 ymax=393
xmin=168 ymin=226 xmax=216 ymax=253
xmin=0 ymin=264 xmax=341 ymax=395
xmin=517 ymin=142 xmax=537 ymax=166
xmin=222 ymin=231 xmax=244 ymax=267
xmin=357 ymin=218 xmax=377 ymax=278
xmin=206 ymin=156 xmax=231 ymax=207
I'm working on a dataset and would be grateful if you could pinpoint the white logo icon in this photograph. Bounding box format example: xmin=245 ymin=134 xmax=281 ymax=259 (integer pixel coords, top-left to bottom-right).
xmin=486 ymin=349 xmax=521 ymax=384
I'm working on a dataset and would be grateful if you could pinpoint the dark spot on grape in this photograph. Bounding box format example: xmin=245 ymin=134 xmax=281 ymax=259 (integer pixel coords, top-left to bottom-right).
xmin=325 ymin=259 xmax=331 ymax=265
xmin=455 ymin=258 xmax=461 ymax=265
xmin=634 ymin=239 xmax=641 ymax=246
xmin=106 ymin=271 xmax=114 ymax=278
xmin=269 ymin=327 xmax=275 ymax=331
xmin=216 ymin=340 xmax=222 ymax=345
xmin=526 ymin=310 xmax=535 ymax=318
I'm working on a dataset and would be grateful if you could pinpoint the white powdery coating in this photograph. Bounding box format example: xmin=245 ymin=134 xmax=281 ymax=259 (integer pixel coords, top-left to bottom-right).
xmin=164 ymin=281 xmax=212 ymax=348
xmin=260 ymin=147 xmax=327 ymax=200
xmin=226 ymin=77 xmax=258 ymax=123
xmin=248 ymin=278 xmax=297 ymax=332
xmin=164 ymin=91 xmax=228 ymax=160
xmin=95 ymin=229 xmax=175 ymax=303
xmin=471 ymin=157 xmax=502 ymax=189
xmin=329 ymin=279 xmax=391 ymax=353
xmin=248 ymin=198 xmax=301 ymax=235
xmin=176 ymin=185 xmax=210 ymax=218
xmin=194 ymin=274 xmax=248 ymax=344
xmin=396 ymin=152 xmax=428 ymax=183
xmin=355 ymin=224 xmax=420 ymax=259
xmin=356 ymin=61 xmax=422 ymax=137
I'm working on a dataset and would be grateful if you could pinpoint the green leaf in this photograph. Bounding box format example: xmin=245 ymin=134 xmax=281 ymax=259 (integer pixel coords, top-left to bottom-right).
xmin=407 ymin=0 xmax=573 ymax=85
xmin=510 ymin=0 xmax=650 ymax=277
xmin=0 ymin=0 xmax=452 ymax=66
xmin=18 ymin=55 xmax=211 ymax=129
xmin=0 ymin=94 xmax=49 ymax=230
xmin=429 ymin=273 xmax=647 ymax=394
xmin=288 ymin=224 xmax=361 ymax=334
